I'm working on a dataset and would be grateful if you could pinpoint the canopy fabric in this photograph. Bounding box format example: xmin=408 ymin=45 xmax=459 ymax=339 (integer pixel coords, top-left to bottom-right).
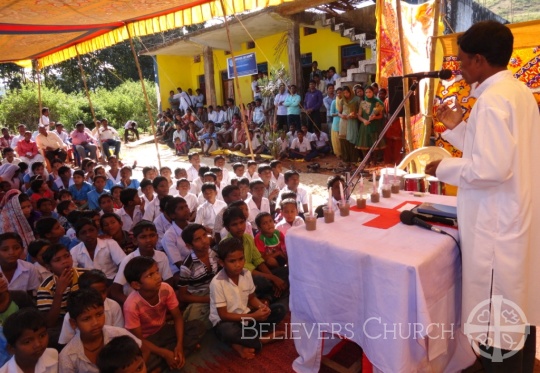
xmin=0 ymin=0 xmax=292 ymax=68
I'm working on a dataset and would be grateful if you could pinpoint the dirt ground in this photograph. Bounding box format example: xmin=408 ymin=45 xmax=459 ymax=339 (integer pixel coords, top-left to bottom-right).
xmin=121 ymin=135 xmax=379 ymax=206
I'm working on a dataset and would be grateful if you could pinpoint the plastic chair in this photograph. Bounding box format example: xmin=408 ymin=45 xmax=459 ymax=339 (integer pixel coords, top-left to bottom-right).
xmin=397 ymin=146 xmax=451 ymax=174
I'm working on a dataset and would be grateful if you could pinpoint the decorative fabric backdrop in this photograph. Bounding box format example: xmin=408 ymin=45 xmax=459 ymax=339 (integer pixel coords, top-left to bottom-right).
xmin=434 ymin=28 xmax=540 ymax=157
xmin=376 ymin=0 xmax=437 ymax=149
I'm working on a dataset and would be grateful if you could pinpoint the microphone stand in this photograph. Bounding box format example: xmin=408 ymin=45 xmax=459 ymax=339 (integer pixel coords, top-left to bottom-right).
xmin=346 ymin=80 xmax=419 ymax=200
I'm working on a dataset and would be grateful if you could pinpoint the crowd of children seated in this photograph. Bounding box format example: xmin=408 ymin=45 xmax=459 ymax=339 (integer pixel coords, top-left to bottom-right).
xmin=0 ymin=142 xmax=354 ymax=371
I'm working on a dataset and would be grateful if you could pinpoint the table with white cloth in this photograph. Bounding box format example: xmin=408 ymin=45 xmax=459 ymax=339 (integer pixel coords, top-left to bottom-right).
xmin=286 ymin=193 xmax=477 ymax=373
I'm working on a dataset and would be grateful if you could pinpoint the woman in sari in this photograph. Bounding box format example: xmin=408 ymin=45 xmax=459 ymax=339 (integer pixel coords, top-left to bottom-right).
xmin=357 ymin=86 xmax=386 ymax=164
xmin=0 ymin=190 xmax=36 ymax=252
xmin=337 ymin=86 xmax=360 ymax=165
xmin=0 ymin=164 xmax=21 ymax=190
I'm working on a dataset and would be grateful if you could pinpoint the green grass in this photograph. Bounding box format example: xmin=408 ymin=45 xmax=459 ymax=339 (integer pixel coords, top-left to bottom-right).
xmin=477 ymin=0 xmax=540 ymax=23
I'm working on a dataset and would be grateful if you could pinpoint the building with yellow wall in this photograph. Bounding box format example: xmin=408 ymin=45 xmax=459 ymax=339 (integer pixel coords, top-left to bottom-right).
xmin=145 ymin=9 xmax=375 ymax=111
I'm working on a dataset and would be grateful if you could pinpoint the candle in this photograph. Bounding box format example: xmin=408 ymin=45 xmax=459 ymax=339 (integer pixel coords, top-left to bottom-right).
xmin=372 ymin=171 xmax=377 ymax=192
xmin=328 ymin=188 xmax=332 ymax=210
xmin=360 ymin=176 xmax=364 ymax=195
xmin=394 ymin=164 xmax=397 ymax=182
xmin=339 ymin=182 xmax=344 ymax=202
xmin=308 ymin=193 xmax=313 ymax=216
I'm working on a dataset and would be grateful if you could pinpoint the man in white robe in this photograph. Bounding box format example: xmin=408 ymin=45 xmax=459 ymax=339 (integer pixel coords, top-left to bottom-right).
xmin=426 ymin=21 xmax=540 ymax=370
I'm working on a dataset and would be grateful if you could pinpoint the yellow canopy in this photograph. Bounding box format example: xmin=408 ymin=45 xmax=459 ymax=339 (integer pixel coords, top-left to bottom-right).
xmin=0 ymin=0 xmax=293 ymax=68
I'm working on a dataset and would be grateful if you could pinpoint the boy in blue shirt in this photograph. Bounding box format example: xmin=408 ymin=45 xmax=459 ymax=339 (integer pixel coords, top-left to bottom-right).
xmin=68 ymin=170 xmax=92 ymax=208
xmin=87 ymin=175 xmax=110 ymax=210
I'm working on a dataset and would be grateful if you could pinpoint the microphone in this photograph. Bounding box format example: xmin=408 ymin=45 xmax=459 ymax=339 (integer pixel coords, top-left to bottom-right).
xmin=400 ymin=210 xmax=443 ymax=234
xmin=403 ymin=70 xmax=452 ymax=80
xmin=414 ymin=211 xmax=457 ymax=227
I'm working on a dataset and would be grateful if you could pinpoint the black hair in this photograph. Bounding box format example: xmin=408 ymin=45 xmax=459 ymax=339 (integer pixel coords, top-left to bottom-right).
xmin=36 ymin=198 xmax=52 ymax=210
xmin=97 ymin=335 xmax=144 ymax=373
xmin=1 ymin=147 xmax=13 ymax=156
xmin=156 ymin=196 xmax=173 ymax=213
xmin=458 ymin=20 xmax=513 ymax=67
xmin=198 ymin=166 xmax=210 ymax=178
xmin=56 ymin=200 xmax=73 ymax=217
xmin=41 ymin=243 xmax=69 ymax=265
xmin=139 ymin=178 xmax=152 ymax=189
xmin=142 ymin=166 xmax=156 ymax=178
xmin=4 ymin=309 xmax=47 ymax=346
xmin=18 ymin=162 xmax=28 ymax=173
xmin=66 ymin=210 xmax=82 ymax=225
xmin=327 ymin=175 xmax=344 ymax=189
xmin=57 ymin=189 xmax=72 ymax=200
xmin=188 ymin=152 xmax=199 ymax=160
xmin=0 ymin=232 xmax=23 ymax=248
xmin=203 ymin=172 xmax=217 ymax=182
xmin=74 ymin=218 xmax=96 ymax=236
xmin=30 ymin=161 xmax=44 ymax=172
xmin=152 ymin=176 xmax=168 ymax=189
xmin=221 ymin=185 xmax=240 ymax=199
xmin=201 ymin=182 xmax=217 ymax=193
xmin=78 ymin=269 xmax=108 ymax=289
xmin=176 ymin=178 xmax=190 ymax=187
xmin=223 ymin=206 xmax=246 ymax=229
xmin=99 ymin=212 xmax=123 ymax=230
xmin=257 ymin=164 xmax=271 ymax=174
xmin=160 ymin=166 xmax=171 ymax=173
xmin=30 ymin=178 xmax=44 ymax=192
xmin=280 ymin=198 xmax=298 ymax=210
xmin=18 ymin=193 xmax=30 ymax=204
xmin=110 ymin=185 xmax=124 ymax=195
xmin=284 ymin=170 xmax=300 ymax=183
xmin=238 ymin=177 xmax=250 ymax=186
xmin=124 ymin=256 xmax=156 ymax=283
xmin=35 ymin=217 xmax=60 ymax=238
xmin=249 ymin=179 xmax=264 ymax=190
xmin=132 ymin=220 xmax=157 ymax=238
xmin=27 ymin=239 xmax=51 ymax=258
xmin=67 ymin=288 xmax=104 ymax=320
xmin=182 ymin=223 xmax=209 ymax=247
xmin=232 ymin=162 xmax=244 ymax=171
xmin=255 ymin=212 xmax=273 ymax=229
xmin=98 ymin=193 xmax=113 ymax=204
xmin=281 ymin=192 xmax=295 ymax=203
xmin=213 ymin=155 xmax=225 ymax=163
xmin=217 ymin=237 xmax=244 ymax=261
xmin=247 ymin=160 xmax=257 ymax=167
xmin=72 ymin=169 xmax=85 ymax=178
xmin=93 ymin=175 xmax=107 ymax=183
xmin=164 ymin=197 xmax=186 ymax=217
xmin=119 ymin=188 xmax=138 ymax=205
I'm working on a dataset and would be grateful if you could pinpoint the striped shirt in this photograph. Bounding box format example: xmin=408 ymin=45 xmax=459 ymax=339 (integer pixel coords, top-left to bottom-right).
xmin=178 ymin=250 xmax=219 ymax=293
xmin=37 ymin=268 xmax=87 ymax=316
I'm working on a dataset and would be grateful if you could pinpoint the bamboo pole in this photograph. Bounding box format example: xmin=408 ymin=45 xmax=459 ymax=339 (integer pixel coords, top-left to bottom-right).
xmin=219 ymin=0 xmax=255 ymax=160
xmin=126 ymin=25 xmax=162 ymax=169
xmin=36 ymin=61 xmax=42 ymax=126
xmin=395 ymin=0 xmax=414 ymax=157
xmin=422 ymin=0 xmax=442 ymax=147
xmin=75 ymin=47 xmax=106 ymax=163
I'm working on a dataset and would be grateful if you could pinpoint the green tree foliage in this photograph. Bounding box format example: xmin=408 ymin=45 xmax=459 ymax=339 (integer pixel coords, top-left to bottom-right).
xmin=0 ymin=80 xmax=157 ymax=133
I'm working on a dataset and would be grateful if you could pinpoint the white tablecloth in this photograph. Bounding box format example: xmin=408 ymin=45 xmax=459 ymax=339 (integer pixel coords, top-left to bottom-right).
xmin=286 ymin=193 xmax=476 ymax=373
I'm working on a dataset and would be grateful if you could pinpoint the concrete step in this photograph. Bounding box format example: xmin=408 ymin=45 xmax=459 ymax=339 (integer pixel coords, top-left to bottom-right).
xmin=352 ymin=72 xmax=370 ymax=81
xmin=363 ymin=63 xmax=377 ymax=74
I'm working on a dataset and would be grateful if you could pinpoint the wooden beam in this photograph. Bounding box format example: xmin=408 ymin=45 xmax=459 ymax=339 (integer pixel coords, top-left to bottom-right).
xmin=277 ymin=0 xmax=338 ymax=15
xmin=203 ymin=46 xmax=217 ymax=107
xmin=287 ymin=21 xmax=303 ymax=92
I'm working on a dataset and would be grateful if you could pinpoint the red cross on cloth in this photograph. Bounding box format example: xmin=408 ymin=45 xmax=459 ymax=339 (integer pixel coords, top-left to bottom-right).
xmin=350 ymin=200 xmax=422 ymax=229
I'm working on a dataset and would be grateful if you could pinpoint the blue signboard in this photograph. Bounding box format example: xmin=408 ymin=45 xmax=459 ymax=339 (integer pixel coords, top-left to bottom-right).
xmin=227 ymin=52 xmax=258 ymax=79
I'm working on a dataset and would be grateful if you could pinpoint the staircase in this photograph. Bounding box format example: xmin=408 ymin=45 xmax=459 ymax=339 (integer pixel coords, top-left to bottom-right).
xmin=320 ymin=15 xmax=377 ymax=89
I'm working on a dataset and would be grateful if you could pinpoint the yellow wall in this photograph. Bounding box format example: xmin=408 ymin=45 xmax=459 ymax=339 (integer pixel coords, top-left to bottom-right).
xmin=156 ymin=27 xmax=373 ymax=110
